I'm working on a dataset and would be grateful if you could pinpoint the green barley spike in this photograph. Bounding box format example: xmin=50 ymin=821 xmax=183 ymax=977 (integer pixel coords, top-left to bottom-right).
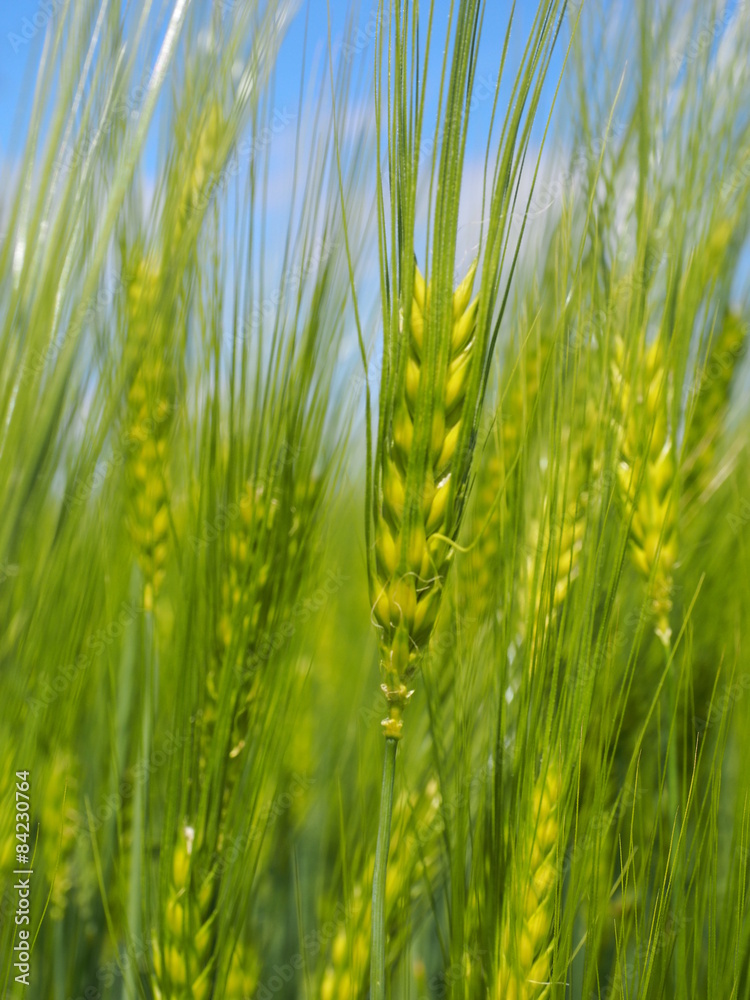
xmin=683 ymin=310 xmax=747 ymax=496
xmin=152 ymin=826 xmax=217 ymax=1000
xmin=320 ymin=780 xmax=442 ymax=1000
xmin=172 ymin=100 xmax=224 ymax=249
xmin=464 ymin=290 xmax=557 ymax=627
xmin=216 ymin=480 xmax=303 ymax=669
xmin=464 ymin=450 xmax=506 ymax=623
xmin=201 ymin=480 xmax=280 ymax=791
xmin=523 ymin=406 xmax=599 ymax=635
xmin=611 ymin=333 xmax=677 ymax=646
xmin=124 ymin=256 xmax=174 ymax=612
xmin=202 ymin=478 xmax=315 ymax=787
xmin=40 ymin=751 xmax=80 ymax=922
xmin=153 ymin=830 xmax=259 ymax=1000
xmin=225 ymin=941 xmax=260 ymax=999
xmin=501 ymin=305 xmax=551 ymax=469
xmin=496 ymin=765 xmax=561 ymax=1000
xmin=371 ymin=262 xmax=479 ymax=738
xmin=155 ymin=476 xmax=317 ymax=1000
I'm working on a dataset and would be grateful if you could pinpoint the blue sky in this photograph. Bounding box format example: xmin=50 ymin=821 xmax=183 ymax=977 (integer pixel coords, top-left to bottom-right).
xmin=3 ymin=1 xmax=748 ymax=417
xmin=0 ymin=0 xmax=582 ymax=412
xmin=0 ymin=1 xmax=569 ymax=160
xmin=3 ymin=1 xmax=748 ymax=179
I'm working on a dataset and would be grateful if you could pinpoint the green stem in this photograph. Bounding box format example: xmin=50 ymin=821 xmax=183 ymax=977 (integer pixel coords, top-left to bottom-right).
xmin=665 ymin=641 xmax=679 ymax=827
xmin=371 ymin=736 xmax=398 ymax=1000
xmin=126 ymin=606 xmax=153 ymax=1000
xmin=664 ymin=637 xmax=683 ymax=993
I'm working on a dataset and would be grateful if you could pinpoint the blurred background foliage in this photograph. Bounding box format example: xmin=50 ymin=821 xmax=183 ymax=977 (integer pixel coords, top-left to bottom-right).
xmin=1 ymin=1 xmax=750 ymax=998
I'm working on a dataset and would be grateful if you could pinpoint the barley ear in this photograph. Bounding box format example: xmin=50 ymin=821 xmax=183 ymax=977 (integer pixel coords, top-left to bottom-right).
xmin=522 ymin=408 xmax=599 ymax=648
xmin=371 ymin=262 xmax=479 ymax=738
xmin=42 ymin=753 xmax=79 ymax=921
xmin=173 ymin=100 xmax=224 ymax=249
xmin=611 ymin=334 xmax=677 ymax=646
xmin=225 ymin=941 xmax=260 ymax=999
xmin=501 ymin=309 xmax=551 ymax=469
xmin=321 ymin=780 xmax=442 ymax=999
xmin=124 ymin=255 xmax=174 ymax=612
xmin=497 ymin=764 xmax=561 ymax=1000
xmin=203 ymin=477 xmax=315 ymax=787
xmin=152 ymin=827 xmax=217 ymax=1000
xmin=463 ymin=451 xmax=506 ymax=622
xmin=683 ymin=310 xmax=747 ymax=498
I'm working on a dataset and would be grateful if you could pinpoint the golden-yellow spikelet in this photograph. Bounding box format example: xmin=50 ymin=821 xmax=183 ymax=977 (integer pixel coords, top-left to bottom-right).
xmin=155 ymin=475 xmax=317 ymax=1000
xmin=110 ymin=766 xmax=135 ymax=935
xmin=123 ymin=256 xmax=174 ymax=611
xmin=497 ymin=765 xmax=561 ymax=1000
xmin=611 ymin=333 xmax=677 ymax=646
xmin=225 ymin=941 xmax=260 ymax=999
xmin=200 ymin=478 xmax=314 ymax=785
xmin=40 ymin=752 xmax=79 ymax=921
xmin=153 ymin=814 xmax=258 ymax=998
xmin=463 ymin=451 xmax=506 ymax=622
xmin=520 ymin=404 xmax=600 ymax=650
xmin=173 ymin=101 xmax=224 ymax=248
xmin=523 ymin=496 xmax=586 ymax=639
xmin=320 ymin=779 xmax=442 ymax=998
xmin=501 ymin=312 xmax=551 ymax=468
xmin=463 ymin=300 xmax=557 ymax=629
xmin=0 ymin=762 xmax=17 ymax=873
xmin=216 ymin=480 xmax=305 ymax=664
xmin=371 ymin=263 xmax=479 ymax=737
xmin=683 ymin=310 xmax=747 ymax=497
xmin=152 ymin=827 xmax=217 ymax=1000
